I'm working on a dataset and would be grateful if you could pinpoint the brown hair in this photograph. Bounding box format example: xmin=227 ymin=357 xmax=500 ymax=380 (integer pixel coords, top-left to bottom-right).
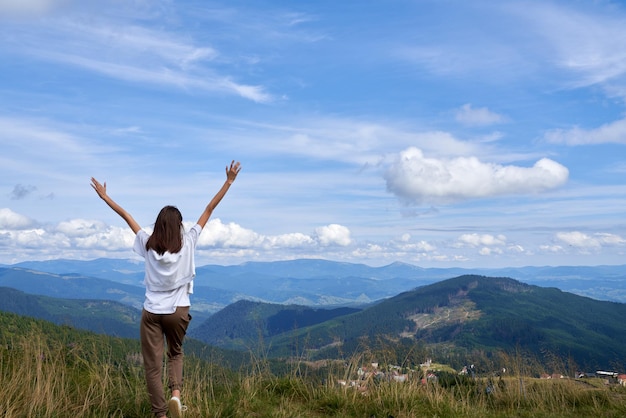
xmin=146 ymin=206 xmax=183 ymax=255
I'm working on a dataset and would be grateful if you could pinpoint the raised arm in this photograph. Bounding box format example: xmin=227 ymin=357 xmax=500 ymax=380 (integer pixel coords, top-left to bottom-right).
xmin=91 ymin=177 xmax=141 ymax=234
xmin=197 ymin=160 xmax=241 ymax=228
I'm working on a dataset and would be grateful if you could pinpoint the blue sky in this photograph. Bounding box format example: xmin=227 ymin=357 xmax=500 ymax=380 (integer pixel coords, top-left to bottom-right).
xmin=1 ymin=0 xmax=626 ymax=268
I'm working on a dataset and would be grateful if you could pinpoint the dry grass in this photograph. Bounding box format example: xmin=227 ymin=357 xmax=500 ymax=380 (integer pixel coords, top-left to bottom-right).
xmin=2 ymin=332 xmax=626 ymax=417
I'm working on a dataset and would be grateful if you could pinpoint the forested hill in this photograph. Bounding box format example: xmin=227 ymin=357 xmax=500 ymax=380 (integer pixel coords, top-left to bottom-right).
xmin=0 ymin=287 xmax=141 ymax=338
xmin=188 ymin=300 xmax=360 ymax=350
xmin=193 ymin=275 xmax=626 ymax=370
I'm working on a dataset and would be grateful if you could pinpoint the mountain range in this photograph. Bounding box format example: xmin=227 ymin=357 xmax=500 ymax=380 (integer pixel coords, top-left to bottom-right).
xmin=1 ymin=258 xmax=626 ymax=370
xmin=4 ymin=258 xmax=626 ymax=314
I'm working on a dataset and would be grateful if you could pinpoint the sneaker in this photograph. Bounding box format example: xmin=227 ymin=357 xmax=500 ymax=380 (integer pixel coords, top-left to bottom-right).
xmin=168 ymin=396 xmax=188 ymax=418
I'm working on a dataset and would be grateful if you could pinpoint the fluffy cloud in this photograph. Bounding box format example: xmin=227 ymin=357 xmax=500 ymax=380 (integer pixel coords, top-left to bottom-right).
xmin=545 ymin=118 xmax=626 ymax=145
xmin=395 ymin=240 xmax=436 ymax=252
xmin=265 ymin=233 xmax=316 ymax=248
xmin=3 ymin=206 xmax=623 ymax=266
xmin=199 ymin=219 xmax=263 ymax=248
xmin=452 ymin=233 xmax=531 ymax=258
xmin=455 ymin=233 xmax=506 ymax=257
xmin=540 ymin=244 xmax=564 ymax=253
xmin=384 ymin=147 xmax=569 ymax=203
xmin=479 ymin=247 xmax=502 ymax=256
xmin=199 ymin=219 xmax=349 ymax=249
xmin=555 ymin=231 xmax=626 ymax=248
xmin=0 ymin=208 xmax=35 ymax=229
xmin=52 ymin=219 xmax=135 ymax=250
xmin=350 ymin=238 xmax=439 ymax=263
xmin=455 ymin=104 xmax=507 ymax=126
xmin=456 ymin=233 xmax=507 ymax=247
xmin=0 ymin=213 xmax=355 ymax=263
xmin=315 ymin=224 xmax=352 ymax=246
xmin=56 ymin=219 xmax=107 ymax=237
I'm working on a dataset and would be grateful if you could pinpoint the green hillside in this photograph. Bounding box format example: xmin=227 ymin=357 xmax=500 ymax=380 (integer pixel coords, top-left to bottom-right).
xmin=196 ymin=275 xmax=626 ymax=370
xmin=0 ymin=286 xmax=141 ymax=338
xmin=189 ymin=299 xmax=360 ymax=350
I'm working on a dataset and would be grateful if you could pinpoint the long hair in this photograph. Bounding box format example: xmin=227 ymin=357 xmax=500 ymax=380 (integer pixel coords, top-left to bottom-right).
xmin=146 ymin=205 xmax=183 ymax=255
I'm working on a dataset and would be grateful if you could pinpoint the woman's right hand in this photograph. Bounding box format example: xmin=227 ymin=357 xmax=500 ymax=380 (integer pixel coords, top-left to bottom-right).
xmin=226 ymin=161 xmax=241 ymax=184
xmin=91 ymin=177 xmax=108 ymax=200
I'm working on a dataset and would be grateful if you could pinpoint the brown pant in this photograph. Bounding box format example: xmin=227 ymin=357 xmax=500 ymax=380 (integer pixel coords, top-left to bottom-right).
xmin=140 ymin=306 xmax=192 ymax=417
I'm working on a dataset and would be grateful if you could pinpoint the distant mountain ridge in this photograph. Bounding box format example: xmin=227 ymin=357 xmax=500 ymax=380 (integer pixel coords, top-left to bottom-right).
xmin=4 ymin=258 xmax=626 ymax=310
xmin=0 ymin=267 xmax=146 ymax=309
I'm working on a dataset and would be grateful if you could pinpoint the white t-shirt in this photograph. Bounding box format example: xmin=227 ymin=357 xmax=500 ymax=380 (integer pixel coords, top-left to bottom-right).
xmin=133 ymin=224 xmax=202 ymax=314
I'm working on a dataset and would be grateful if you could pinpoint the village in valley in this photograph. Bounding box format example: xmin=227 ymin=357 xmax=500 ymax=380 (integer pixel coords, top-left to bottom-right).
xmin=336 ymin=358 xmax=626 ymax=393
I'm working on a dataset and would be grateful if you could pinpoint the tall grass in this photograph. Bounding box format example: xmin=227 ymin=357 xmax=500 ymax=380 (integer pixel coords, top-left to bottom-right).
xmin=2 ymin=332 xmax=626 ymax=417
xmin=0 ymin=331 xmax=148 ymax=417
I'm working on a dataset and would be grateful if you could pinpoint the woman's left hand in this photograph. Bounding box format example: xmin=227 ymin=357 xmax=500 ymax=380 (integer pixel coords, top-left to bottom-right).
xmin=91 ymin=177 xmax=108 ymax=199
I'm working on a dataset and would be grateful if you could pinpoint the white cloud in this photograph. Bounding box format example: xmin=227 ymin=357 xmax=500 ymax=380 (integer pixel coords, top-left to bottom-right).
xmin=540 ymin=244 xmax=564 ymax=253
xmin=597 ymin=233 xmax=626 ymax=246
xmin=479 ymin=247 xmax=502 ymax=256
xmin=265 ymin=233 xmax=316 ymax=248
xmin=0 ymin=214 xmax=357 ymax=263
xmin=350 ymin=240 xmax=439 ymax=263
xmin=12 ymin=228 xmax=52 ymax=248
xmin=556 ymin=231 xmax=597 ymax=248
xmin=315 ymin=224 xmax=352 ymax=246
xmin=395 ymin=2 xmax=626 ymax=96
xmin=388 ymin=233 xmax=437 ymax=254
xmin=1 ymin=206 xmax=624 ymax=267
xmin=55 ymin=219 xmax=107 ymax=237
xmin=2 ymin=15 xmax=272 ymax=103
xmin=73 ymin=227 xmax=136 ymax=250
xmin=456 ymin=233 xmax=507 ymax=247
xmin=70 ymin=23 xmax=219 ymax=70
xmin=556 ymin=231 xmax=626 ymax=249
xmin=393 ymin=237 xmax=436 ymax=253
xmin=545 ymin=117 xmax=626 ymax=145
xmin=0 ymin=208 xmax=35 ymax=229
xmin=0 ymin=213 xmax=136 ymax=256
xmin=38 ymin=39 xmax=270 ymax=101
xmin=222 ymin=79 xmax=273 ymax=103
xmin=508 ymin=1 xmax=626 ymax=89
xmin=40 ymin=47 xmax=271 ymax=104
xmin=384 ymin=147 xmax=569 ymax=203
xmin=199 ymin=219 xmax=349 ymax=249
xmin=453 ymin=234 xmax=530 ymax=258
xmin=199 ymin=219 xmax=263 ymax=248
xmin=455 ymin=104 xmax=507 ymax=126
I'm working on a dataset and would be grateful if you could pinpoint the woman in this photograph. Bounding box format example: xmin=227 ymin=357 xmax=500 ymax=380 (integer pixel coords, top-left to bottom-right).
xmin=91 ymin=160 xmax=241 ymax=418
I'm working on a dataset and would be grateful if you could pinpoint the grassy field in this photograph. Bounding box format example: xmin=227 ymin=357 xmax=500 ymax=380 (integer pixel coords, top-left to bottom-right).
xmin=2 ymin=332 xmax=626 ymax=417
